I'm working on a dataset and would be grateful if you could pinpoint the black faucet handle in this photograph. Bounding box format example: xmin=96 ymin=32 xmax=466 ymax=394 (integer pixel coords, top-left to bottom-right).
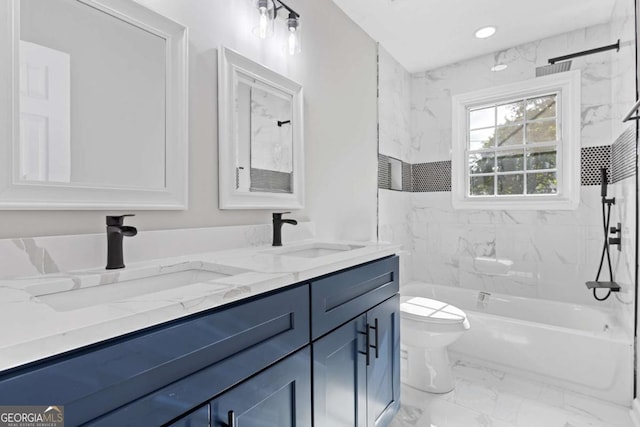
xmin=106 ymin=214 xmax=135 ymax=226
xmin=273 ymin=212 xmax=292 ymax=219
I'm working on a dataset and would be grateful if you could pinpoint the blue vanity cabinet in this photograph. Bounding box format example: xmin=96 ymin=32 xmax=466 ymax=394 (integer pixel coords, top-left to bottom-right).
xmin=0 ymin=255 xmax=399 ymax=427
xmin=167 ymin=406 xmax=209 ymax=427
xmin=311 ymin=256 xmax=400 ymax=427
xmin=0 ymin=285 xmax=310 ymax=426
xmin=209 ymin=347 xmax=312 ymax=427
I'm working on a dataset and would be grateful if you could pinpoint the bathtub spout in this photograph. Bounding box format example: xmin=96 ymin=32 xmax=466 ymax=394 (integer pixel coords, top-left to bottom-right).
xmin=477 ymin=291 xmax=491 ymax=309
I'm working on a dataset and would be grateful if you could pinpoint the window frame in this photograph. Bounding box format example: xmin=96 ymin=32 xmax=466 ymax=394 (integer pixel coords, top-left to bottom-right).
xmin=451 ymin=70 xmax=581 ymax=210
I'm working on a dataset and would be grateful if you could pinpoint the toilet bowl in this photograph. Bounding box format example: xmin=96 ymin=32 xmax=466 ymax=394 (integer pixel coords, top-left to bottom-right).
xmin=400 ymin=296 xmax=470 ymax=393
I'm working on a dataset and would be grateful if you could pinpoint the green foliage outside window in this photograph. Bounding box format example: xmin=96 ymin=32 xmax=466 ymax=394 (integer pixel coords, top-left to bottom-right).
xmin=468 ymin=94 xmax=559 ymax=196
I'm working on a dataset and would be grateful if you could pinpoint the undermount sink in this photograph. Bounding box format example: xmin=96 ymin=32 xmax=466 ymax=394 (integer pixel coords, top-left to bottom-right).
xmin=27 ymin=262 xmax=245 ymax=312
xmin=266 ymin=242 xmax=365 ymax=259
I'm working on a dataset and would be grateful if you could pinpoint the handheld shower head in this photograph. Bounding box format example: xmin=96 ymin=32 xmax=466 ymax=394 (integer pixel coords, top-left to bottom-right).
xmin=600 ymin=167 xmax=608 ymax=198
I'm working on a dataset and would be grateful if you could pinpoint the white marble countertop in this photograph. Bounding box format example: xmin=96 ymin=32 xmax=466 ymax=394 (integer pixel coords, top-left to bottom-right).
xmin=0 ymin=239 xmax=398 ymax=372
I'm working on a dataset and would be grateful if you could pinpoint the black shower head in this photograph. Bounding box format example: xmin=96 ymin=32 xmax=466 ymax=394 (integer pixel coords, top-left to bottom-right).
xmin=600 ymin=167 xmax=608 ymax=198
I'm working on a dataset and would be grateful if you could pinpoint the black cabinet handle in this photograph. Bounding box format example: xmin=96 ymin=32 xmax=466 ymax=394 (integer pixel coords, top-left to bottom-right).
xmin=358 ymin=328 xmax=370 ymax=366
xmin=369 ymin=318 xmax=379 ymax=359
xmin=226 ymin=410 xmax=236 ymax=427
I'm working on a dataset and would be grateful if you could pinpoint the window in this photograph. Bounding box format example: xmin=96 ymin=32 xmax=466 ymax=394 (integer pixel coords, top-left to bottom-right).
xmin=451 ymin=71 xmax=581 ymax=210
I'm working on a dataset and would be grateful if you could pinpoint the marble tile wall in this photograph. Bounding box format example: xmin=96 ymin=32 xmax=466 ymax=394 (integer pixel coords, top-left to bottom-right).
xmin=410 ymin=23 xmax=624 ymax=165
xmin=250 ymin=87 xmax=293 ymax=173
xmin=378 ymin=11 xmax=636 ymax=335
xmin=378 ymin=46 xmax=412 ymax=164
xmin=378 ymin=46 xmax=414 ymax=283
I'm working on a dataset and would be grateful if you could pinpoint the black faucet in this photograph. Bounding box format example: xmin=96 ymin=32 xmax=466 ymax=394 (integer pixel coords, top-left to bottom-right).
xmin=272 ymin=212 xmax=297 ymax=246
xmin=106 ymin=214 xmax=138 ymax=269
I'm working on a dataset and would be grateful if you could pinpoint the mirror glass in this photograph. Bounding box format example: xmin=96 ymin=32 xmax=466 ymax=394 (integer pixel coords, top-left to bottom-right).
xmin=218 ymin=47 xmax=304 ymax=210
xmin=0 ymin=0 xmax=188 ymax=209
xmin=236 ymin=77 xmax=293 ymax=194
xmin=19 ymin=0 xmax=165 ymax=189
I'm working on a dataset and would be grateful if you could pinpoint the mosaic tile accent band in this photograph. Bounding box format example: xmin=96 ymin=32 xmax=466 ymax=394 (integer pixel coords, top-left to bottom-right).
xmin=402 ymin=162 xmax=412 ymax=191
xmin=378 ymin=154 xmax=391 ymax=190
xmin=611 ymin=127 xmax=636 ymax=183
xmin=581 ymin=145 xmax=611 ymax=186
xmin=378 ymin=154 xmax=412 ymax=191
xmin=411 ymin=161 xmax=451 ymax=192
xmin=379 ymin=140 xmax=636 ymax=192
xmin=249 ymin=168 xmax=292 ymax=193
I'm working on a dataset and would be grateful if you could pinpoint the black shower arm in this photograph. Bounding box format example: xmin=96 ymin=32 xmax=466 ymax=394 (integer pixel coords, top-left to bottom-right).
xmin=547 ymin=39 xmax=620 ymax=64
xmin=622 ymin=99 xmax=640 ymax=123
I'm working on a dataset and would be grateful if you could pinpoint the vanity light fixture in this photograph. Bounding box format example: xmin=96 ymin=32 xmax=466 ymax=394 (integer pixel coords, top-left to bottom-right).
xmin=474 ymin=26 xmax=496 ymax=39
xmin=491 ymin=64 xmax=507 ymax=71
xmin=252 ymin=0 xmax=301 ymax=55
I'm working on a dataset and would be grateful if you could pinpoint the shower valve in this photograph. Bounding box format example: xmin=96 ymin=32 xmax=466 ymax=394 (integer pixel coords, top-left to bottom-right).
xmin=608 ymin=222 xmax=622 ymax=251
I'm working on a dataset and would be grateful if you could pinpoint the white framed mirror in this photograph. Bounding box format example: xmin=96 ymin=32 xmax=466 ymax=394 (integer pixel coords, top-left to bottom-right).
xmin=218 ymin=46 xmax=304 ymax=210
xmin=0 ymin=0 xmax=188 ymax=209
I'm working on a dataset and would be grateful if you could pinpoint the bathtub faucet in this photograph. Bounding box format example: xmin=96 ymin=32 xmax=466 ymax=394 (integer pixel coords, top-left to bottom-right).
xmin=477 ymin=291 xmax=491 ymax=308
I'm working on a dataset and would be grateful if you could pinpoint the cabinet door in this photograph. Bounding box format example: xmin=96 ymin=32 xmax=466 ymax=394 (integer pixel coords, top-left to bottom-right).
xmin=210 ymin=347 xmax=311 ymax=427
xmin=313 ymin=314 xmax=368 ymax=427
xmin=311 ymin=256 xmax=398 ymax=340
xmin=167 ymin=405 xmax=209 ymax=427
xmin=366 ymin=295 xmax=400 ymax=427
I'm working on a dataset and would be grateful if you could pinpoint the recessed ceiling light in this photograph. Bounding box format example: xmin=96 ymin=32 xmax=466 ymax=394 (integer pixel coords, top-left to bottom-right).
xmin=475 ymin=26 xmax=496 ymax=39
xmin=491 ymin=64 xmax=508 ymax=72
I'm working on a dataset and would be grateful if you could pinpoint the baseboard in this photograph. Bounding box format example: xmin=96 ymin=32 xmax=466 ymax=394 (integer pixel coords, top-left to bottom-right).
xmin=630 ymin=399 xmax=640 ymax=427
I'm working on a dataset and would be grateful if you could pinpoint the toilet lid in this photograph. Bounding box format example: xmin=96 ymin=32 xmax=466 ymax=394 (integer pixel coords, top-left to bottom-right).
xmin=400 ymin=296 xmax=467 ymax=324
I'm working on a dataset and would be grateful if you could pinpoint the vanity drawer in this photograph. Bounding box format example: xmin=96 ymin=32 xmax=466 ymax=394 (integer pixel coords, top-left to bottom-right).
xmin=311 ymin=256 xmax=398 ymax=340
xmin=0 ymin=284 xmax=310 ymax=426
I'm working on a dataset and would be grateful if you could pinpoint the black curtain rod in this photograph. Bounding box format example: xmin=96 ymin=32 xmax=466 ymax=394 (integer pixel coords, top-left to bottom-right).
xmin=548 ymin=39 xmax=620 ymax=64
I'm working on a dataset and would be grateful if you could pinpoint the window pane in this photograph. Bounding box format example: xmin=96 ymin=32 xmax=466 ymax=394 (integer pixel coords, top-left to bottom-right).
xmin=497 ymin=174 xmax=524 ymax=195
xmin=526 ymin=120 xmax=556 ymax=143
xmin=526 ymin=147 xmax=557 ymax=170
xmin=526 ymin=95 xmax=556 ymax=120
xmin=470 ymin=176 xmax=494 ymax=196
xmin=470 ymin=128 xmax=495 ymax=150
xmin=527 ymin=172 xmax=558 ymax=194
xmin=469 ymin=153 xmax=495 ymax=174
xmin=497 ymin=101 xmax=524 ymax=125
xmin=469 ymin=152 xmax=494 ymax=174
xmin=469 ymin=107 xmax=495 ymax=130
xmin=496 ymin=125 xmax=523 ymax=146
xmin=497 ymin=149 xmax=524 ymax=172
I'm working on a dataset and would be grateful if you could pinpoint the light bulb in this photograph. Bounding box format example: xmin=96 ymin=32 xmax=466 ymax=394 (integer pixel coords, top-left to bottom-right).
xmin=288 ymin=28 xmax=297 ymax=55
xmin=287 ymin=14 xmax=300 ymax=55
xmin=252 ymin=0 xmax=274 ymax=39
xmin=258 ymin=7 xmax=269 ymax=39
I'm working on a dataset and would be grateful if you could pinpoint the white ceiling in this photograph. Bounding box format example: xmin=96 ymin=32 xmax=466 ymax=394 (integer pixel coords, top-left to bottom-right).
xmin=331 ymin=0 xmax=617 ymax=73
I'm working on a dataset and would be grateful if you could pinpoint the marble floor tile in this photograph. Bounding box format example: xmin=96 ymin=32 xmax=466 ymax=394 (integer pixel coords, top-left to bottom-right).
xmin=390 ymin=358 xmax=632 ymax=427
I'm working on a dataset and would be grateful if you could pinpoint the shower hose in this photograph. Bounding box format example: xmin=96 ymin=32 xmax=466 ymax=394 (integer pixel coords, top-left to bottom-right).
xmin=593 ymin=197 xmax=614 ymax=301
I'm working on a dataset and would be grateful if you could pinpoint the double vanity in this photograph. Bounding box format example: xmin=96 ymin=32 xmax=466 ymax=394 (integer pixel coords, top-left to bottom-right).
xmin=0 ymin=239 xmax=400 ymax=426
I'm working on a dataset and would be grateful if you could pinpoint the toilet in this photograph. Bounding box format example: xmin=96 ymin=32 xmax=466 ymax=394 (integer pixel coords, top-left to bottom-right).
xmin=400 ymin=296 xmax=470 ymax=393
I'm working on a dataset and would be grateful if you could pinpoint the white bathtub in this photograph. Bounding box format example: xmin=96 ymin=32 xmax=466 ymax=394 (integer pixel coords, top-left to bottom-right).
xmin=401 ymin=282 xmax=633 ymax=406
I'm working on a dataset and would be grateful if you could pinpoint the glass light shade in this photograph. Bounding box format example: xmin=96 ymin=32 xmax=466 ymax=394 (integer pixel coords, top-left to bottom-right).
xmin=287 ymin=16 xmax=301 ymax=55
xmin=252 ymin=0 xmax=274 ymax=39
